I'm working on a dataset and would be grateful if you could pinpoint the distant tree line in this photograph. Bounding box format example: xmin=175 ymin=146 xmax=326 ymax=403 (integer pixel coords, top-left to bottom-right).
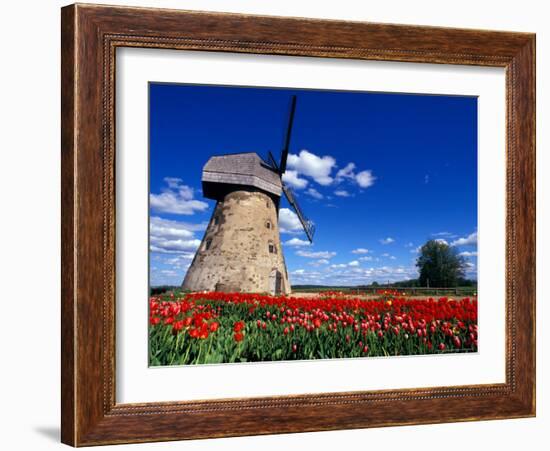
xmin=150 ymin=285 xmax=178 ymax=296
xmin=356 ymin=278 xmax=476 ymax=289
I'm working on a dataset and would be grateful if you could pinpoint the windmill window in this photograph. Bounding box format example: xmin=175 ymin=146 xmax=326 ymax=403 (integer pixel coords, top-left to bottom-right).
xmin=204 ymin=239 xmax=212 ymax=251
xmin=266 ymin=220 xmax=271 ymax=229
xmin=268 ymin=243 xmax=276 ymax=254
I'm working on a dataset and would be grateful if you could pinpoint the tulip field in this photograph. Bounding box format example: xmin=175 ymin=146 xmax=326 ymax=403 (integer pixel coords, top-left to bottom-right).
xmin=149 ymin=290 xmax=478 ymax=366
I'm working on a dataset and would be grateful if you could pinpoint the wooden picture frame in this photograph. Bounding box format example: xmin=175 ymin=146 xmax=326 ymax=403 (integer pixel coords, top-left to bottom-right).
xmin=61 ymin=3 xmax=535 ymax=446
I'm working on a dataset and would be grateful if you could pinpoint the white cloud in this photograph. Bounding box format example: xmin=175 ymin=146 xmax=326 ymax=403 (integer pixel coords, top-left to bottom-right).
xmin=433 ymin=231 xmax=456 ymax=237
xmin=451 ymin=232 xmax=478 ymax=246
xmin=164 ymin=177 xmax=183 ymax=189
xmin=151 ymin=220 xmax=193 ymax=239
xmin=284 ymin=238 xmax=311 ymax=247
xmin=355 ymin=170 xmax=376 ymax=188
xmin=150 ymin=178 xmax=209 ymax=215
xmin=335 ymin=162 xmax=376 ymax=189
xmin=279 ymin=208 xmax=304 ymax=234
xmin=288 ymin=268 xmax=326 ymax=285
xmin=150 ymin=253 xmax=193 ymax=286
xmin=306 ymin=263 xmax=419 ymax=286
xmin=351 ymin=248 xmax=369 ymax=254
xmin=308 ymin=259 xmax=330 ymax=267
xmin=288 ymin=259 xmax=420 ymax=286
xmin=305 ymin=187 xmax=323 ymax=199
xmin=163 ymin=255 xmax=194 ymax=265
xmin=160 ymin=269 xmax=179 ymax=277
xmin=464 ymin=261 xmax=477 ymax=276
xmin=379 ymin=237 xmax=395 ymax=245
xmin=150 ymin=216 xmax=206 ymax=240
xmin=359 ymin=256 xmax=373 ymax=261
xmin=149 ymin=216 xmax=206 ymax=255
xmin=329 ymin=260 xmax=361 ymax=269
xmin=282 ymin=170 xmax=308 ymax=189
xmin=360 ymin=265 xmax=418 ymax=280
xmin=334 ymin=190 xmax=350 ymax=197
xmin=459 ymin=251 xmax=478 ymax=257
xmin=296 ymin=250 xmax=336 ymax=259
xmin=150 ymin=238 xmax=202 ymax=254
xmin=381 ymin=253 xmax=396 ymax=260
xmin=434 ymin=238 xmax=449 ymax=245
xmin=150 ymin=235 xmax=200 ymax=286
xmin=287 ymin=150 xmax=336 ymax=186
xmin=336 ymin=162 xmax=356 ymax=180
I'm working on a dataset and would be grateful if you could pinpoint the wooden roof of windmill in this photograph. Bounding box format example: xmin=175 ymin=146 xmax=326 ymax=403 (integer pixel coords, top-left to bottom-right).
xmin=202 ymin=152 xmax=283 ymax=197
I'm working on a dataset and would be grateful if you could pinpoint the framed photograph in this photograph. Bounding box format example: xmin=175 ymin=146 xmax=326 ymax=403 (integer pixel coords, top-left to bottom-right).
xmin=61 ymin=3 xmax=535 ymax=446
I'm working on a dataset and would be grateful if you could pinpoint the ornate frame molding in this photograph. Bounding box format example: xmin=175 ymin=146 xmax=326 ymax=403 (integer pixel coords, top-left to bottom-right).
xmin=61 ymin=4 xmax=535 ymax=446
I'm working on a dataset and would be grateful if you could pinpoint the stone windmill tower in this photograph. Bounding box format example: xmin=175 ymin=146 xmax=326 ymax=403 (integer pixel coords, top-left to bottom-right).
xmin=182 ymin=96 xmax=315 ymax=295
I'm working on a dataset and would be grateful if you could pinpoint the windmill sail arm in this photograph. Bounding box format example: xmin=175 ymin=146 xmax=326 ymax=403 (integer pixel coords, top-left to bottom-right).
xmin=282 ymin=184 xmax=315 ymax=242
xmin=279 ymin=95 xmax=296 ymax=175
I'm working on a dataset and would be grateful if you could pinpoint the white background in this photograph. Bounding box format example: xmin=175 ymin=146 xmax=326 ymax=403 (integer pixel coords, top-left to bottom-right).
xmin=117 ymin=49 xmax=505 ymax=403
xmin=0 ymin=0 xmax=547 ymax=450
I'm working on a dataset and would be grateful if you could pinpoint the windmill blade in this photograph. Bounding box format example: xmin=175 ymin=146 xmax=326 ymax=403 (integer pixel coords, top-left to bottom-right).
xmin=282 ymin=183 xmax=315 ymax=242
xmin=279 ymin=95 xmax=297 ymax=175
xmin=267 ymin=151 xmax=279 ymax=172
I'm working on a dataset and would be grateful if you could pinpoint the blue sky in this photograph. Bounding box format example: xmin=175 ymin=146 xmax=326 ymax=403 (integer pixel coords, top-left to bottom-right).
xmin=149 ymin=83 xmax=478 ymax=287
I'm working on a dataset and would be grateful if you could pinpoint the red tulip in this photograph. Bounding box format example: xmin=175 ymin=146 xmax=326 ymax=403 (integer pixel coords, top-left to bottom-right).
xmin=199 ymin=329 xmax=209 ymax=339
xmin=189 ymin=328 xmax=199 ymax=339
xmin=233 ymin=321 xmax=245 ymax=333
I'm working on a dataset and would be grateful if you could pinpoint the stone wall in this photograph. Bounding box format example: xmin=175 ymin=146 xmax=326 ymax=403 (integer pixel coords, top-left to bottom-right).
xmin=182 ymin=190 xmax=290 ymax=294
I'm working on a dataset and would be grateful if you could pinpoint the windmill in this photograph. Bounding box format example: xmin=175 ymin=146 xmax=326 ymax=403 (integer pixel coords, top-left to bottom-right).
xmin=182 ymin=95 xmax=315 ymax=295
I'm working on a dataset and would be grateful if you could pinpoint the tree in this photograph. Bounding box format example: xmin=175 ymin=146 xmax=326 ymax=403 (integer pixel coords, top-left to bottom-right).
xmin=416 ymin=240 xmax=466 ymax=287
